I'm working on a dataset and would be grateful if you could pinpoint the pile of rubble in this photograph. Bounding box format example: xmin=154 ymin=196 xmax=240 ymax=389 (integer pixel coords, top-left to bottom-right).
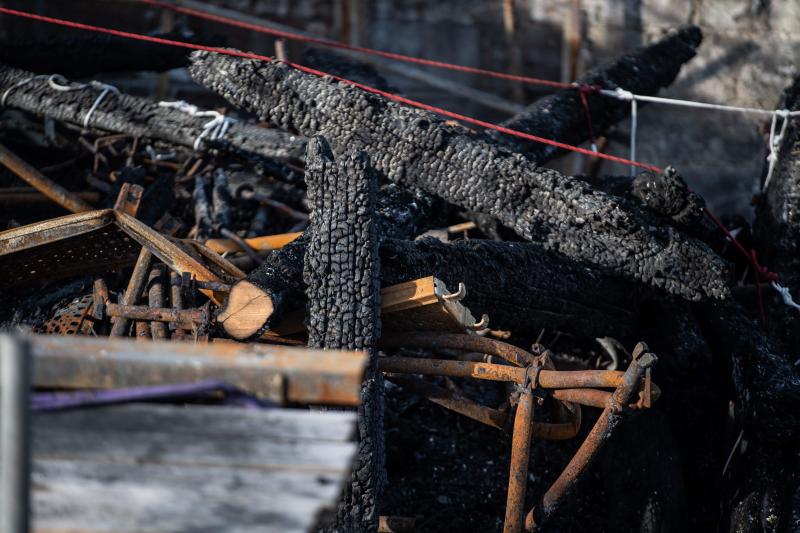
xmin=1 ymin=19 xmax=798 ymax=533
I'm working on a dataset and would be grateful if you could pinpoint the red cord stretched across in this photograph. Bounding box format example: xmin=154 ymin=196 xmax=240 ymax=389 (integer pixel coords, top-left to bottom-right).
xmin=0 ymin=6 xmax=660 ymax=172
xmin=137 ymin=0 xmax=575 ymax=90
xmin=0 ymin=6 xmax=781 ymax=319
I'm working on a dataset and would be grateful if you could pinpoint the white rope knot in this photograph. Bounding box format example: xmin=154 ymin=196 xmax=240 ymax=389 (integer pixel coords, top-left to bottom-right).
xmin=771 ymin=281 xmax=800 ymax=311
xmin=600 ymin=87 xmax=634 ymax=102
xmin=763 ymin=109 xmax=792 ymax=192
xmin=8 ymin=74 xmax=119 ymax=129
xmin=158 ymin=100 xmax=237 ymax=151
xmin=1 ymin=74 xmax=52 ymax=107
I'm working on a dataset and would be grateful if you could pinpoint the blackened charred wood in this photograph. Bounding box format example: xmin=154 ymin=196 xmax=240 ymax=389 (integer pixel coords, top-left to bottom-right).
xmin=754 ymin=75 xmax=800 ymax=346
xmin=488 ymin=27 xmax=702 ymax=159
xmin=190 ymin=48 xmax=729 ymax=300
xmin=0 ymin=31 xmax=211 ymax=78
xmin=0 ymin=64 xmax=306 ymax=180
xmin=303 ymin=137 xmax=384 ymax=532
xmin=379 ymin=237 xmax=640 ymax=341
xmin=217 ymin=182 xmax=443 ymax=340
xmin=303 ymin=48 xmax=396 ymax=92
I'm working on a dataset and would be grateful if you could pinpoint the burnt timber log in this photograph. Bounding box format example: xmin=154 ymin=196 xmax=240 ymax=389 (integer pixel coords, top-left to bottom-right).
xmin=218 ymin=231 xmax=640 ymax=342
xmin=489 ymin=26 xmax=702 ymax=159
xmin=189 ymin=36 xmax=729 ymax=301
xmin=217 ymin=180 xmax=443 ymax=340
xmin=710 ymin=75 xmax=800 ymax=533
xmin=0 ymin=63 xmax=306 ymax=179
xmin=303 ymin=137 xmax=384 ymax=531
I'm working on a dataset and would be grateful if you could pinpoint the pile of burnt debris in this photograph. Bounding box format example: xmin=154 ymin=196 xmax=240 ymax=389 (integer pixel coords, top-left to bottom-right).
xmin=0 ymin=20 xmax=799 ymax=533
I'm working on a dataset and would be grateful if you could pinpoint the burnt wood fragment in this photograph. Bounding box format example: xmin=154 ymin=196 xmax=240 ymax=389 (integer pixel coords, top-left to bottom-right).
xmin=303 ymin=137 xmax=384 ymax=531
xmin=488 ymin=27 xmax=702 ymax=159
xmin=379 ymin=237 xmax=640 ymax=341
xmin=190 ymin=44 xmax=729 ymax=300
xmin=0 ymin=64 xmax=306 ymax=182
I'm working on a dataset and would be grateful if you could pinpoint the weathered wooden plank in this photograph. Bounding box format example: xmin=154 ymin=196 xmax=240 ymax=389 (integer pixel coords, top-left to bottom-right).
xmin=30 ymin=458 xmax=344 ymax=533
xmin=35 ymin=404 xmax=355 ymax=442
xmin=28 ymin=334 xmax=366 ymax=406
xmin=20 ymin=404 xmax=358 ymax=533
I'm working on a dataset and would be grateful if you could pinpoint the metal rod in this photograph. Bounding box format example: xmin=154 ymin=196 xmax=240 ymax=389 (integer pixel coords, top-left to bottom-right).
xmin=525 ymin=346 xmax=658 ymax=530
xmin=0 ymin=334 xmax=31 ymax=533
xmin=106 ymin=304 xmax=206 ymax=327
xmin=110 ymin=248 xmax=152 ymax=336
xmin=0 ymin=142 xmax=92 ymax=213
xmin=378 ymin=356 xmax=633 ymax=390
xmin=504 ymin=388 xmax=533 ymax=533
xmin=148 ymin=264 xmax=168 ymax=340
xmin=381 ymin=331 xmax=536 ymax=367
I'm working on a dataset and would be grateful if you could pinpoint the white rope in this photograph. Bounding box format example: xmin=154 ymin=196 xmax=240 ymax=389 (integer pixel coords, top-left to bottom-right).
xmin=771 ymin=281 xmax=800 ymax=311
xmin=158 ymin=100 xmax=237 ymax=151
xmin=1 ymin=74 xmax=51 ymax=106
xmin=599 ymin=88 xmax=800 ymax=117
xmin=762 ymin=109 xmax=791 ymax=192
xmin=3 ymin=74 xmax=118 ymax=128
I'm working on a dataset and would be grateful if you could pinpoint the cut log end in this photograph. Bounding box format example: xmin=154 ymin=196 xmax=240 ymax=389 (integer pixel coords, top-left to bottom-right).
xmin=217 ymin=280 xmax=274 ymax=339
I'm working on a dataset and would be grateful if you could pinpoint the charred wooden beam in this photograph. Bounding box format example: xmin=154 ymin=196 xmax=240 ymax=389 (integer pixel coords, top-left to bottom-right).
xmin=378 ymin=237 xmax=640 ymax=342
xmin=489 ymin=26 xmax=702 ymax=159
xmin=0 ymin=31 xmax=211 ymax=78
xmin=189 ymin=44 xmax=729 ymax=301
xmin=217 ymin=180 xmax=444 ymax=340
xmin=0 ymin=63 xmax=306 ymax=181
xmin=303 ymin=137 xmax=383 ymax=531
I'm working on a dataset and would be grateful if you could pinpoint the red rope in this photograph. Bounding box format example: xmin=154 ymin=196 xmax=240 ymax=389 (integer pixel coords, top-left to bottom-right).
xmin=0 ymin=6 xmax=660 ymax=172
xmin=0 ymin=6 xmax=781 ymax=319
xmin=136 ymin=0 xmax=575 ymax=91
xmin=577 ymin=85 xmax=599 ymax=150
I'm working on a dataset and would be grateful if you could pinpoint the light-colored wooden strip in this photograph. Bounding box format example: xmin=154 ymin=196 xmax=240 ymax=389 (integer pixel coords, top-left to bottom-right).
xmin=381 ymin=276 xmax=439 ymax=314
xmin=204 ymin=232 xmax=302 ymax=254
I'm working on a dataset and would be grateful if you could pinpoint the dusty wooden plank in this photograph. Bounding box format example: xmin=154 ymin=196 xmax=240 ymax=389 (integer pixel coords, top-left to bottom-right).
xmin=35 ymin=404 xmax=356 ymax=443
xmin=34 ymin=427 xmax=354 ymax=474
xmin=28 ymin=334 xmax=366 ymax=406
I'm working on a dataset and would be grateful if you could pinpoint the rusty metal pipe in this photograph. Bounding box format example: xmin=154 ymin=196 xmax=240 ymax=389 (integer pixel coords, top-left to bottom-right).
xmin=504 ymin=388 xmax=534 ymax=533
xmin=110 ymin=248 xmax=152 ymax=337
xmin=525 ymin=346 xmax=658 ymax=531
xmin=378 ymin=356 xmax=525 ymax=383
xmin=0 ymin=142 xmax=92 ymax=213
xmin=148 ymin=264 xmax=167 ymax=340
xmin=386 ymin=373 xmax=508 ymax=429
xmin=106 ymin=304 xmax=206 ymax=327
xmin=378 ymin=356 xmax=633 ymax=391
xmin=381 ymin=331 xmax=536 ymax=367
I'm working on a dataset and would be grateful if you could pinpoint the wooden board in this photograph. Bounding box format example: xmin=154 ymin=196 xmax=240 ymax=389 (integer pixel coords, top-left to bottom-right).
xmin=26 ymin=403 xmax=357 ymax=533
xmin=28 ymin=334 xmax=366 ymax=407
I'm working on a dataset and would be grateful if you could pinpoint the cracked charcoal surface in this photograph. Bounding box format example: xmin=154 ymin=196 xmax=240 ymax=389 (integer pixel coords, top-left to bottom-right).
xmin=380 ymin=237 xmax=641 ymax=341
xmin=0 ymin=63 xmax=307 ymax=182
xmin=239 ymin=180 xmax=444 ymax=338
xmin=190 ymin=49 xmax=730 ymax=300
xmin=303 ymin=137 xmax=383 ymax=532
xmin=488 ymin=27 xmax=702 ymax=160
